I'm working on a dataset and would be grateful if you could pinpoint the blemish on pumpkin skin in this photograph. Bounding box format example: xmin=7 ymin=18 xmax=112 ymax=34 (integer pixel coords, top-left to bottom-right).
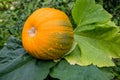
xmin=27 ymin=27 xmax=37 ymax=37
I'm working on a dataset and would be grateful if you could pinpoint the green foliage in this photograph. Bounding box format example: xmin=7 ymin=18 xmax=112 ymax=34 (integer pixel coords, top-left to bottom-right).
xmin=72 ymin=0 xmax=112 ymax=25
xmin=0 ymin=37 xmax=56 ymax=80
xmin=50 ymin=60 xmax=113 ymax=80
xmin=95 ymin=0 xmax=120 ymax=26
xmin=65 ymin=0 xmax=120 ymax=67
xmin=103 ymin=0 xmax=120 ymax=26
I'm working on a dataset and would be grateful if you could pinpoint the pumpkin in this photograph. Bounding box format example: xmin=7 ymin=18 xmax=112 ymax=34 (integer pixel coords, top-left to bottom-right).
xmin=22 ymin=8 xmax=74 ymax=60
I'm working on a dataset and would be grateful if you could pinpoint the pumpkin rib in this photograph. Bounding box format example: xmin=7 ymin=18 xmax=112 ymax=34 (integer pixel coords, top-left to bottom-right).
xmin=32 ymin=36 xmax=61 ymax=59
xmin=37 ymin=19 xmax=72 ymax=28
xmin=34 ymin=49 xmax=56 ymax=60
xmin=30 ymin=8 xmax=70 ymax=28
xmin=26 ymin=38 xmax=41 ymax=58
xmin=39 ymin=46 xmax=63 ymax=60
xmin=25 ymin=38 xmax=55 ymax=59
xmin=36 ymin=27 xmax=73 ymax=34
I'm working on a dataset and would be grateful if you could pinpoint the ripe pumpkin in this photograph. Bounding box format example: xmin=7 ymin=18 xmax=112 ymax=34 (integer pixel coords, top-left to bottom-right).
xmin=22 ymin=8 xmax=74 ymax=60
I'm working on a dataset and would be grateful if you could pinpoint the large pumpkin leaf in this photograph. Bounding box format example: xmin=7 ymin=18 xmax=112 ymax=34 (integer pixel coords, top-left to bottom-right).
xmin=50 ymin=60 xmax=113 ymax=80
xmin=0 ymin=37 xmax=56 ymax=80
xmin=65 ymin=0 xmax=120 ymax=67
xmin=72 ymin=0 xmax=112 ymax=26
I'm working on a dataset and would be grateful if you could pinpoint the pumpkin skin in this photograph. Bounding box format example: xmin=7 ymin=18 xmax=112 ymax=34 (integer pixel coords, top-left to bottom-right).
xmin=22 ymin=8 xmax=74 ymax=60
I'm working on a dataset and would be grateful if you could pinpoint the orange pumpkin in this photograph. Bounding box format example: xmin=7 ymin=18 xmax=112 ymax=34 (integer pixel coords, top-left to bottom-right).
xmin=22 ymin=8 xmax=74 ymax=60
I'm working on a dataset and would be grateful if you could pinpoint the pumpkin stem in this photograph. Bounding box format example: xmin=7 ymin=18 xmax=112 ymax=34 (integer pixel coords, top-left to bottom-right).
xmin=28 ymin=27 xmax=36 ymax=37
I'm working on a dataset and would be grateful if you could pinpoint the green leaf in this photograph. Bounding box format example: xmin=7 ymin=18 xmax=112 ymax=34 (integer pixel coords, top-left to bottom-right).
xmin=65 ymin=22 xmax=120 ymax=67
xmin=50 ymin=60 xmax=112 ymax=80
xmin=65 ymin=0 xmax=120 ymax=67
xmin=67 ymin=34 xmax=120 ymax=67
xmin=72 ymin=0 xmax=112 ymax=26
xmin=0 ymin=37 xmax=56 ymax=80
xmin=65 ymin=45 xmax=81 ymax=65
